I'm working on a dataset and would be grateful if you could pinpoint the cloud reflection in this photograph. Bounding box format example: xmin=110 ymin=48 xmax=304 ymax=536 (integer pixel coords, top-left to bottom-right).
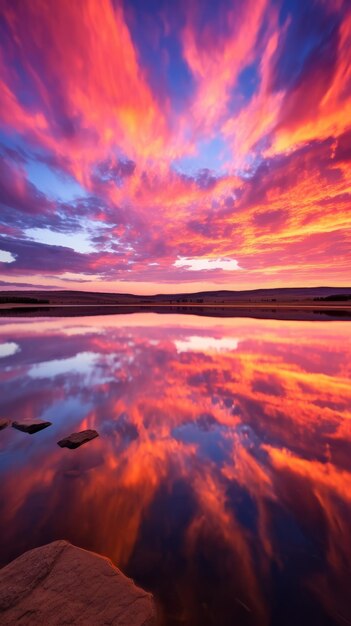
xmin=0 ymin=314 xmax=350 ymax=625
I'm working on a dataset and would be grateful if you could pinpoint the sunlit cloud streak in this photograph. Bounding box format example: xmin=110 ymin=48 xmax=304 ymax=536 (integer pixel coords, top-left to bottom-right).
xmin=0 ymin=0 xmax=350 ymax=291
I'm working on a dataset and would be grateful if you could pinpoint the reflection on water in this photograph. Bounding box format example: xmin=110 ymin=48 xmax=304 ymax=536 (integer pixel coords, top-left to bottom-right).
xmin=0 ymin=314 xmax=350 ymax=625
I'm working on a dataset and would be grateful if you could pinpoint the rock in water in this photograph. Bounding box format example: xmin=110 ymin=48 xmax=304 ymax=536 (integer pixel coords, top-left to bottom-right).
xmin=0 ymin=540 xmax=157 ymax=625
xmin=57 ymin=429 xmax=99 ymax=449
xmin=0 ymin=420 xmax=10 ymax=431
xmin=12 ymin=420 xmax=52 ymax=434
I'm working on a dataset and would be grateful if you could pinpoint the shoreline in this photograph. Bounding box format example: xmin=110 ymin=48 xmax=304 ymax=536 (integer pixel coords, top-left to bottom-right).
xmin=1 ymin=302 xmax=351 ymax=310
xmin=1 ymin=302 xmax=351 ymax=321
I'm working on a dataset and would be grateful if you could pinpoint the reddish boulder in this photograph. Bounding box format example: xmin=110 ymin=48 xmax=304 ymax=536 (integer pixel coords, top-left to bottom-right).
xmin=0 ymin=540 xmax=157 ymax=625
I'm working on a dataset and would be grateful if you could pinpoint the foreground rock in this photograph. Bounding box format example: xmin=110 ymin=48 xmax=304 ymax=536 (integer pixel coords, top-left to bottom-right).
xmin=0 ymin=540 xmax=157 ymax=625
xmin=12 ymin=420 xmax=52 ymax=434
xmin=57 ymin=429 xmax=99 ymax=449
xmin=0 ymin=419 xmax=10 ymax=431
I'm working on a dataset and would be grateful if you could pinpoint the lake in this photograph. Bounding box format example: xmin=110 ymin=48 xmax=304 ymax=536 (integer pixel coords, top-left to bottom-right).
xmin=0 ymin=313 xmax=350 ymax=625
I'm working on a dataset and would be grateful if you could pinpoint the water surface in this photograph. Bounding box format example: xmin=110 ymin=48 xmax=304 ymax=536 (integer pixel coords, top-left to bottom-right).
xmin=0 ymin=314 xmax=350 ymax=625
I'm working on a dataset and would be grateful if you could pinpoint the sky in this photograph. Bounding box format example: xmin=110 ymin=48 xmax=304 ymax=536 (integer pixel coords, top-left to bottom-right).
xmin=0 ymin=0 xmax=350 ymax=294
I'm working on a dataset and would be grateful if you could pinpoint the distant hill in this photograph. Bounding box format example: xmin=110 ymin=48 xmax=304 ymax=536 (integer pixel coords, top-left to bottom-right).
xmin=0 ymin=286 xmax=351 ymax=305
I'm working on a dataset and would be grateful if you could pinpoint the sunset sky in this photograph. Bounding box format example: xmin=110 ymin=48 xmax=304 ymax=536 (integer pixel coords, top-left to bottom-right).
xmin=0 ymin=0 xmax=350 ymax=293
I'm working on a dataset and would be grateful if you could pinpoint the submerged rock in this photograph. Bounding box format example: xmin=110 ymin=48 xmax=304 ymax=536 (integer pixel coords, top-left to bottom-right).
xmin=0 ymin=420 xmax=10 ymax=431
xmin=0 ymin=540 xmax=157 ymax=625
xmin=12 ymin=420 xmax=52 ymax=434
xmin=57 ymin=429 xmax=99 ymax=449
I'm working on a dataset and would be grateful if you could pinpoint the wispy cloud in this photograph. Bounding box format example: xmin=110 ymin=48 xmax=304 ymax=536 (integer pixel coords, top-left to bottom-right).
xmin=0 ymin=0 xmax=350 ymax=291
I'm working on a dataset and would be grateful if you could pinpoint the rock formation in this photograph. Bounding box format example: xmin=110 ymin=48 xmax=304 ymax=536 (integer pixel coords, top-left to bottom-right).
xmin=12 ymin=420 xmax=52 ymax=434
xmin=0 ymin=540 xmax=157 ymax=625
xmin=57 ymin=429 xmax=99 ymax=449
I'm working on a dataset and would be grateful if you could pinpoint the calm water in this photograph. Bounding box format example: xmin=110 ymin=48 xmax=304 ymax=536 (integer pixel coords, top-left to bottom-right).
xmin=0 ymin=314 xmax=350 ymax=625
